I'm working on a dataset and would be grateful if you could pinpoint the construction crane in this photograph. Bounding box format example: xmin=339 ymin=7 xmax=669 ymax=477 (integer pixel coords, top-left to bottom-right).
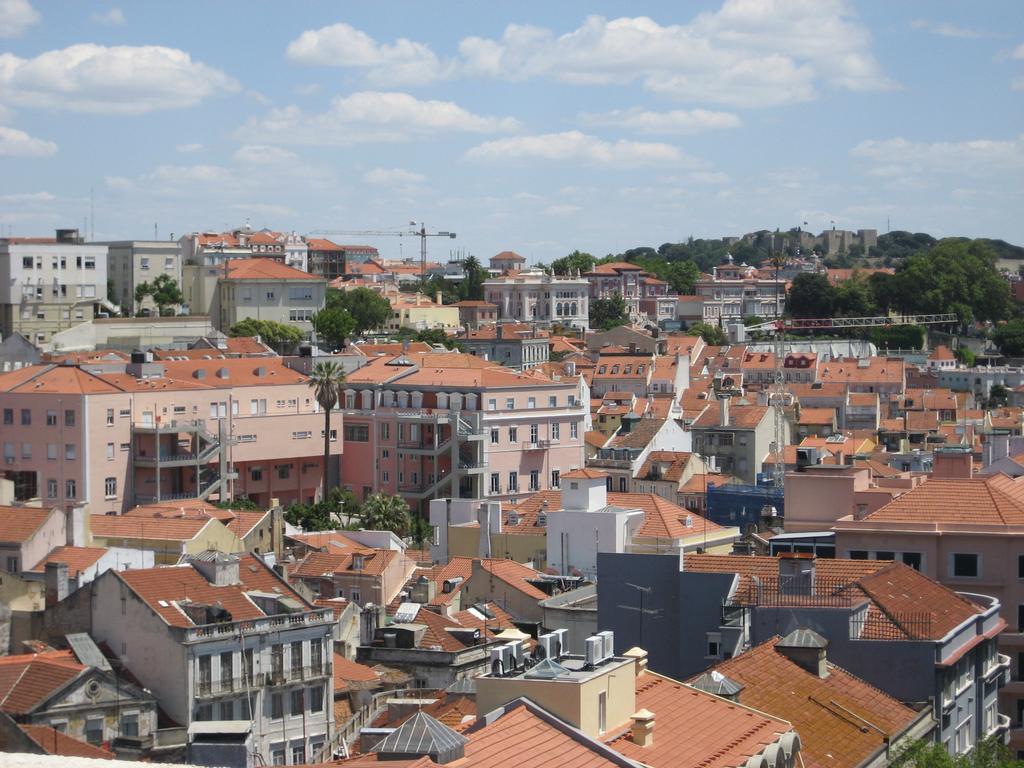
xmin=743 ymin=313 xmax=958 ymax=488
xmin=310 ymin=222 xmax=456 ymax=280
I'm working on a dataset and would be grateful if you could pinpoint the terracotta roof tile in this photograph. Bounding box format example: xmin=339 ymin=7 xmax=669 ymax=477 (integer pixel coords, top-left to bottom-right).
xmin=334 ymin=652 xmax=381 ymax=691
xmin=635 ymin=451 xmax=694 ymax=483
xmin=700 ymin=638 xmax=920 ymax=768
xmin=0 ymin=651 xmax=83 ymax=714
xmin=865 ymin=475 xmax=1024 ymax=525
xmin=224 ymin=257 xmax=325 ymax=281
xmin=28 ymin=546 xmax=106 ymax=578
xmin=562 ymin=468 xmax=609 ymax=480
xmin=20 ymin=724 xmax=114 ymax=759
xmin=91 ymin=513 xmax=216 ymax=542
xmin=0 ymin=506 xmax=55 ymax=544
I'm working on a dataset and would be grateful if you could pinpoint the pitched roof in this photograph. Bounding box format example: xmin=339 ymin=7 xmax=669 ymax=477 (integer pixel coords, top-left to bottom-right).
xmin=0 ymin=651 xmax=84 ymax=714
xmin=0 ymin=506 xmax=55 ymax=544
xmin=19 ymin=724 xmax=114 ymax=759
xmin=492 ymin=250 xmax=526 ymax=262
xmin=116 ymin=554 xmax=311 ymax=628
xmin=699 ymin=638 xmax=920 ymax=768
xmin=28 ymin=546 xmax=106 ymax=578
xmin=692 ymin=402 xmax=770 ymax=429
xmin=90 ymin=513 xmax=216 ymax=542
xmin=293 ymin=548 xmax=397 ymax=578
xmin=333 ymin=652 xmax=382 ymax=691
xmin=224 ymin=257 xmax=324 ymax=281
xmin=562 ymin=468 xmax=609 ymax=480
xmin=864 ymin=474 xmax=1024 ymax=525
xmin=610 ymin=671 xmax=792 ymax=768
xmin=635 ymin=451 xmax=695 ymax=483
xmin=930 ymin=345 xmax=955 ymax=361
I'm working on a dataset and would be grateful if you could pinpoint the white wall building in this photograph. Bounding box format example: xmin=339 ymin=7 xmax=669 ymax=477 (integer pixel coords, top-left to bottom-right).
xmin=484 ymin=269 xmax=589 ymax=330
xmin=103 ymin=240 xmax=182 ymax=316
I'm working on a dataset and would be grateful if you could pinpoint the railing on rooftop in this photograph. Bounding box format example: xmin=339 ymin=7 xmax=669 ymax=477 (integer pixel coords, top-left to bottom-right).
xmin=182 ymin=608 xmax=333 ymax=642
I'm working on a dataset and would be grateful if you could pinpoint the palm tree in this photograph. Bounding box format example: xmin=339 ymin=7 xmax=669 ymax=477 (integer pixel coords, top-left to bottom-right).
xmin=307 ymin=360 xmax=346 ymax=502
xmin=361 ymin=493 xmax=411 ymax=537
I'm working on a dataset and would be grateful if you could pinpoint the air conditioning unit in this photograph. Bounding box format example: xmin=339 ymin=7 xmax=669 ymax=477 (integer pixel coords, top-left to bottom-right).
xmin=584 ymin=636 xmax=603 ymax=667
xmin=505 ymin=640 xmax=524 ymax=671
xmin=490 ymin=644 xmax=512 ymax=677
xmin=535 ymin=633 xmax=557 ymax=660
xmin=551 ymin=628 xmax=569 ymax=658
xmin=597 ymin=630 xmax=615 ymax=660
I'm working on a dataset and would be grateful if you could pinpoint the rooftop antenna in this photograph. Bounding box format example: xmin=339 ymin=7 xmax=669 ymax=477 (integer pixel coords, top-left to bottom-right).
xmin=154 ymin=222 xmax=159 ymax=240
xmin=90 ymin=186 xmax=94 ymax=241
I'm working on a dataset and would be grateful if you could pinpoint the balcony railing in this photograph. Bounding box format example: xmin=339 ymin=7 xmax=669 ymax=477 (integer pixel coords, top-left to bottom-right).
xmin=183 ymin=608 xmax=333 ymax=641
xmin=521 ymin=440 xmax=552 ymax=450
xmin=196 ymin=665 xmax=328 ymax=697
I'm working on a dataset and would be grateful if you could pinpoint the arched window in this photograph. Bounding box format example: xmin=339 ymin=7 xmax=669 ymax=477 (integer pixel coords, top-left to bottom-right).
xmin=556 ymin=302 xmax=563 ymax=316
xmin=570 ymin=302 xmax=578 ymax=316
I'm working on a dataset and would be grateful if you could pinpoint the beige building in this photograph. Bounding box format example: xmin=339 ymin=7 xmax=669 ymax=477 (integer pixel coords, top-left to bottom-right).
xmin=691 ymin=397 xmax=783 ymax=484
xmin=89 ymin=509 xmax=243 ymax=565
xmin=103 ymin=240 xmax=182 ymax=316
xmin=386 ymin=291 xmax=460 ymax=332
xmin=0 ymin=231 xmax=110 ymax=347
xmin=0 ymin=505 xmax=67 ymax=575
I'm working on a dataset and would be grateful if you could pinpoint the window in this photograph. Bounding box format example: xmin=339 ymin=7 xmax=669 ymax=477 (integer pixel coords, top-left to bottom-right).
xmin=120 ymin=713 xmax=139 ymax=738
xmin=506 ymin=397 xmax=515 ymax=410
xmin=106 ymin=408 xmax=114 ymax=426
xmin=278 ymin=464 xmax=291 ymax=480
xmin=310 ymin=684 xmax=325 ymax=712
xmin=47 ymin=443 xmax=57 ymax=460
xmin=6 ymin=557 xmax=18 ymax=573
xmin=106 ymin=442 xmax=114 ymax=460
xmin=65 ymin=479 xmax=76 ymax=498
xmin=270 ymin=692 xmax=284 ymax=719
xmin=529 ymin=424 xmax=539 ymax=444
xmin=598 ymin=690 xmax=607 ymax=734
xmin=21 ymin=443 xmax=31 ymax=459
xmin=291 ymin=742 xmax=306 ymax=765
xmin=1019 ymin=605 xmax=1024 ymax=633
xmin=1018 ymin=554 xmax=1024 ymax=580
xmin=952 ymin=553 xmax=979 ymax=578
xmin=220 ymin=651 xmax=233 ymax=688
xmin=876 ymin=551 xmax=895 ymax=561
xmin=22 ymin=255 xmax=33 ymax=269
xmin=849 ymin=550 xmax=868 ymax=560
xmin=551 ymin=470 xmax=560 ymax=488
xmin=902 ymin=552 xmax=922 ymax=571
xmin=570 ymin=422 xmax=579 ymax=439
xmin=65 ymin=444 xmax=76 ymax=460
xmin=64 ymin=409 xmax=75 ymax=427
xmin=508 ymin=472 xmax=518 ymax=492
xmin=310 ymin=640 xmax=323 ymax=673
xmin=491 ymin=428 xmax=499 ymax=445
xmin=20 ymin=409 xmax=30 ymax=426
xmin=251 ymin=468 xmax=263 ymax=482
xmin=549 ymin=396 xmax=557 ymax=407
xmin=85 ymin=717 xmax=104 ymax=745
xmin=104 ymin=477 xmax=117 ymax=498
xmin=198 ymin=655 xmax=212 ymax=692
xmin=706 ymin=632 xmax=722 ymax=658
xmin=46 ymin=410 xmax=56 ymax=426
xmin=250 ymin=398 xmax=267 ymax=415
xmin=490 ymin=473 xmax=500 ymax=493
xmin=1 ymin=409 xmax=10 ymax=425
xmin=351 ymin=588 xmax=361 ymax=604
xmin=344 ymin=424 xmax=369 ymax=442
xmin=488 ymin=399 xmax=497 ymax=411
xmin=529 ymin=470 xmax=540 ymax=491
xmin=551 ymin=422 xmax=560 ymax=441
xmin=290 ymin=641 xmax=303 ymax=676
xmin=528 ymin=397 xmax=536 ymax=409
xmin=218 ymin=701 xmax=233 ymax=720
xmin=509 ymin=427 xmax=517 ymax=443
xmin=47 ymin=479 xmax=57 ymax=498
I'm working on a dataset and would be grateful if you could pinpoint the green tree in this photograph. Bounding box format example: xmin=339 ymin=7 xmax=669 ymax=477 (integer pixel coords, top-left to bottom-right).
xmin=150 ymin=274 xmax=183 ymax=315
xmin=360 ymin=492 xmax=412 ymax=536
xmin=891 ymin=736 xmax=1021 ymax=768
xmin=133 ymin=281 xmax=151 ymax=314
xmin=308 ymin=360 xmax=346 ymax=502
xmin=955 ymin=346 xmax=976 ymax=366
xmin=228 ymin=318 xmax=303 ymax=345
xmin=411 ymin=328 xmax=463 ymax=350
xmin=687 ymin=322 xmax=727 ymax=345
xmin=833 ymin=273 xmax=876 ymax=317
xmin=787 ymin=273 xmax=836 ymax=318
xmin=989 ymin=383 xmax=1009 ymax=407
xmin=458 ymin=255 xmax=488 ymax=301
xmin=312 ymin=307 xmax=357 ymax=349
xmin=589 ymin=294 xmax=630 ymax=331
xmin=993 ymin=319 xmax=1024 ymax=357
xmin=284 ymin=500 xmax=335 ymax=531
xmin=551 ymin=250 xmax=596 ymax=276
xmin=868 ymin=325 xmax=924 ymax=350
xmin=326 ymin=287 xmax=392 ymax=335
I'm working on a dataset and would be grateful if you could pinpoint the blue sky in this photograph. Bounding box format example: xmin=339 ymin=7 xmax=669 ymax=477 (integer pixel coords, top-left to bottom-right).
xmin=1 ymin=0 xmax=1021 ymax=264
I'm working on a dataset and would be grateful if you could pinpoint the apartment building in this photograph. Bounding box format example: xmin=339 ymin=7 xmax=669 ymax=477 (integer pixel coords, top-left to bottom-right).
xmin=599 ymin=551 xmax=1008 ymax=753
xmin=0 ymin=355 xmax=341 ymax=514
xmin=340 ymin=351 xmax=587 ymax=513
xmin=385 ymin=292 xmax=460 ymax=332
xmin=217 ymin=259 xmax=326 ymax=333
xmin=104 ymin=240 xmax=182 ymax=316
xmin=638 ymin=276 xmax=677 ymax=325
xmin=691 ymin=397 xmax=781 ymax=484
xmin=0 ymin=230 xmax=110 ymax=346
xmin=458 ymin=324 xmax=550 ymax=370
xmin=832 ymin=452 xmax=1024 ymax=753
xmin=694 ymin=257 xmax=785 ymax=325
xmin=584 ymin=262 xmax=646 ymax=321
xmin=307 ymin=239 xmax=379 ymax=282
xmin=85 ymin=552 xmax=334 ymax=764
xmin=484 ymin=269 xmax=589 ymax=330
xmin=178 ymin=231 xmax=254 ymax=266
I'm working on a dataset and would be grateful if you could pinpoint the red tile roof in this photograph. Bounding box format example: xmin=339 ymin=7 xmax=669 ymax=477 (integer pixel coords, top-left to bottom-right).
xmin=0 ymin=506 xmax=55 ymax=544
xmin=492 ymin=251 xmax=526 ymax=262
xmin=699 ymin=638 xmax=920 ymax=768
xmin=864 ymin=475 xmax=1024 ymax=525
xmin=91 ymin=513 xmax=217 ymax=542
xmin=334 ymin=652 xmax=381 ymax=691
xmin=20 ymin=724 xmax=114 ymax=759
xmin=562 ymin=468 xmax=609 ymax=480
xmin=28 ymin=546 xmax=106 ymax=578
xmin=224 ymin=257 xmax=324 ymax=281
xmin=610 ymin=671 xmax=792 ymax=768
xmin=0 ymin=651 xmax=84 ymax=714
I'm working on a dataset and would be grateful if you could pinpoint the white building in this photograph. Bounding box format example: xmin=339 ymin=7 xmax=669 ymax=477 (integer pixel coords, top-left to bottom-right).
xmin=87 ymin=551 xmax=334 ymax=765
xmin=694 ymin=257 xmax=785 ymax=326
xmin=0 ymin=230 xmax=110 ymax=346
xmin=282 ymin=232 xmax=308 ymax=272
xmin=484 ymin=269 xmax=589 ymax=330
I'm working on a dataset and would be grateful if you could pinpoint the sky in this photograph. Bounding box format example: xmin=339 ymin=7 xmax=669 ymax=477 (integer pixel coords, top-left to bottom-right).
xmin=0 ymin=0 xmax=1022 ymax=265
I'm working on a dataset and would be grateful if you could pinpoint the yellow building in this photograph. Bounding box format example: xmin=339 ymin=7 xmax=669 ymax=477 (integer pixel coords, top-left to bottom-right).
xmin=386 ymin=292 xmax=460 ymax=332
xmin=90 ymin=511 xmax=243 ymax=565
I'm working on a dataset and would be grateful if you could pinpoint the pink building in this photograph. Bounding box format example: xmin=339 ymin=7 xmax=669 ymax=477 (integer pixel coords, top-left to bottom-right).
xmin=340 ymin=352 xmax=586 ymax=513
xmin=832 ymin=449 xmax=1024 ymax=749
xmin=782 ymin=464 xmax=920 ymax=533
xmin=0 ymin=355 xmax=341 ymax=514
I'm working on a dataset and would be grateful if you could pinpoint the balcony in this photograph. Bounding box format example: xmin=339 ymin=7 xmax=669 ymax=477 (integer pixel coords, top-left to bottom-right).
xmin=182 ymin=608 xmax=333 ymax=642
xmin=521 ymin=440 xmax=552 ymax=451
xmin=134 ymin=442 xmax=221 ymax=467
xmin=984 ymin=653 xmax=1012 ymax=685
xmin=991 ymin=714 xmax=1011 ymax=743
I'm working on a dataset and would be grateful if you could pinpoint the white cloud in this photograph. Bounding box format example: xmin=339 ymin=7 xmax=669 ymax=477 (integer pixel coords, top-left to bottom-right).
xmin=0 ymin=44 xmax=239 ymax=114
xmin=238 ymin=91 xmax=520 ymax=146
xmin=0 ymin=125 xmax=56 ymax=156
xmin=0 ymin=190 xmax=53 ymax=202
xmin=232 ymin=144 xmax=298 ymax=164
xmin=363 ymin=167 xmax=426 ymax=186
xmin=465 ymin=130 xmax=690 ymax=168
xmin=581 ymin=107 xmax=740 ymax=134
xmin=687 ymin=170 xmax=731 ymax=185
xmin=286 ymin=22 xmax=446 ymax=86
xmin=0 ymin=0 xmax=39 ymax=38
xmin=910 ymin=19 xmax=983 ymax=39
xmin=91 ymin=7 xmax=125 ymax=26
xmin=456 ymin=2 xmax=895 ymax=106
xmin=1014 ymin=43 xmax=1024 ymax=60
xmin=543 ymin=204 xmax=582 ymax=216
xmin=175 ymin=142 xmax=203 ymax=153
xmin=851 ymin=135 xmax=1024 ymax=179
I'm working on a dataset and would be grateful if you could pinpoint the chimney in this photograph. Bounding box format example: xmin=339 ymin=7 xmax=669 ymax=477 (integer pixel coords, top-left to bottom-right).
xmin=776 ymin=628 xmax=829 ymax=678
xmin=45 ymin=562 xmax=69 ymax=607
xmin=435 ymin=290 xmax=442 ymax=305
xmin=777 ymin=552 xmax=815 ymax=596
xmin=932 ymin=447 xmax=973 ymax=479
xmin=623 ymin=646 xmax=649 ymax=678
xmin=360 ymin=603 xmax=384 ymax=645
xmin=718 ymin=394 xmax=730 ymax=427
xmin=629 ymin=709 xmax=655 ymax=748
